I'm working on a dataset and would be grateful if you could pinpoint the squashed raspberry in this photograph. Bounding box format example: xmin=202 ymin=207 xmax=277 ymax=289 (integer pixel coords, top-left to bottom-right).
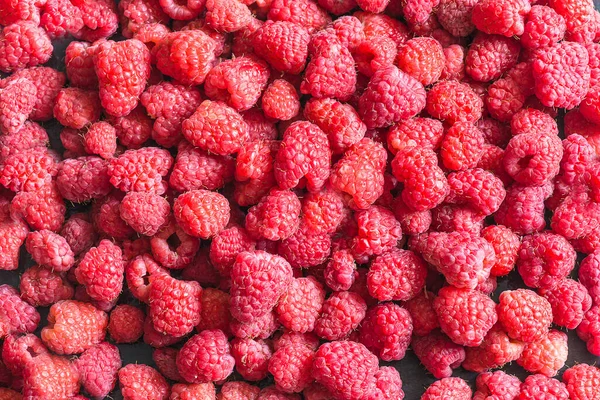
xmin=421 ymin=377 xmax=472 ymax=400
xmin=358 ymin=302 xmax=412 ymax=361
xmin=1 ymin=332 xmax=48 ymax=379
xmin=481 ymin=225 xmax=520 ymax=277
xmin=176 ymin=330 xmax=235 ymax=383
xmin=118 ymin=364 xmax=169 ymax=400
xmin=426 ymin=80 xmax=483 ymax=124
xmin=25 ymin=229 xmax=74 ymax=272
xmin=497 ymin=289 xmax=552 ymax=342
xmin=74 ymin=342 xmax=120 ymax=398
xmin=152 ymin=347 xmax=181 ymax=381
xmin=495 ymin=183 xmax=552 ymax=235
xmin=108 ymin=304 xmax=144 ymax=344
xmin=463 ymin=328 xmax=526 ymax=370
xmin=22 ymin=353 xmax=79 ymax=400
xmin=118 ymin=0 xmax=169 ymax=37
xmin=75 ymin=240 xmax=124 ymax=304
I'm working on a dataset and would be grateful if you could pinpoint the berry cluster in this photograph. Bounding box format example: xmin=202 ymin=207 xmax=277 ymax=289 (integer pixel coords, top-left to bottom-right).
xmin=0 ymin=0 xmax=599 ymax=398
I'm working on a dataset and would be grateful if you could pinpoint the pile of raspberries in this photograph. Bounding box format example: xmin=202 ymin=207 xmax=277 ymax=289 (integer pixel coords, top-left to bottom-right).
xmin=1 ymin=0 xmax=600 ymax=398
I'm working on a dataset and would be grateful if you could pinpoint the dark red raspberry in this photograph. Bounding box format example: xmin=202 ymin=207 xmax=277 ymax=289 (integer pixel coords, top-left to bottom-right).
xmin=53 ymin=87 xmax=101 ymax=129
xmin=518 ymin=374 xmax=569 ymax=400
xmin=0 ymin=285 xmax=40 ymax=335
xmin=75 ymin=240 xmax=124 ymax=303
xmin=231 ymin=338 xmax=272 ymax=381
xmin=386 ymin=117 xmax=443 ymax=155
xmin=83 ymin=121 xmax=117 ymax=159
xmin=563 ymin=364 xmax=600 ymax=400
xmin=142 ymin=314 xmax=182 ymax=349
xmin=204 ymin=56 xmax=270 ymax=112
xmin=466 ymin=33 xmax=520 ymax=82
xmin=230 ymin=310 xmax=280 ymax=340
xmin=473 ymin=371 xmax=521 ymax=400
xmin=276 ymin=277 xmax=325 ymax=333
xmin=415 ymin=332 xmax=466 ymax=377
xmin=155 ymin=30 xmax=216 ymax=85
xmin=495 ymin=183 xmax=552 ymax=235
xmin=120 ymin=192 xmax=170 ymax=236
xmin=11 ymin=182 xmax=66 ymax=232
xmin=517 ymin=329 xmax=568 ymax=376
xmin=426 ymin=80 xmax=483 ymax=124
xmin=404 ymin=291 xmax=439 ymax=337
xmin=268 ymin=343 xmax=315 ymax=393
xmin=312 ymin=340 xmax=378 ymax=400
xmin=41 ymin=300 xmax=107 ymax=355
xmin=314 ymin=291 xmax=366 ymax=341
xmin=22 ymin=353 xmax=79 ymax=399
xmin=19 ymin=265 xmax=73 ymax=307
xmin=367 ymin=248 xmax=427 ymax=301
xmin=262 ymin=80 xmax=300 ymax=121
xmin=517 ymin=232 xmax=576 ymax=289
xmin=358 ymin=302 xmax=412 ymax=361
xmin=252 ymin=21 xmax=310 ymax=75
xmin=108 ymin=304 xmax=144 ymax=344
xmin=92 ymin=192 xmax=135 ymax=240
xmin=176 ymin=330 xmax=235 ymax=383
xmin=358 ymin=65 xmax=426 ymax=129
xmin=59 ymin=127 xmax=86 ymax=158
xmin=421 ymin=377 xmax=472 ymax=400
xmin=532 ymin=41 xmax=590 ymax=109
xmin=108 ymin=147 xmax=173 ymax=194
xmin=74 ymin=342 xmax=120 ymax=398
xmin=230 ymin=251 xmax=293 ymax=323
xmin=153 ymin=347 xmax=182 ymax=382
xmin=503 ymin=132 xmax=563 ymax=186
xmin=268 ymin=0 xmax=330 ymax=33
xmin=472 ymin=0 xmax=530 ymax=36
xmin=245 ymin=189 xmax=301 ymax=241
xmin=170 ymin=142 xmax=234 ymax=192
xmin=410 ymin=231 xmax=495 ymax=289
xmin=196 ymin=288 xmax=231 ymax=335
xmin=173 ymin=190 xmax=229 ymax=239
xmin=497 ymin=289 xmax=552 ymax=342
xmin=25 ymin=229 xmax=74 ymax=272
xmin=0 ymin=21 xmax=52 ymax=73
xmin=118 ymin=364 xmax=169 ymax=400
xmin=522 ymin=6 xmax=566 ymax=49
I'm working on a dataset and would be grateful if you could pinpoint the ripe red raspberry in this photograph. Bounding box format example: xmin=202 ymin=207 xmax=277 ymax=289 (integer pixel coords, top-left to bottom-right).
xmin=532 ymin=41 xmax=590 ymax=109
xmin=0 ymin=205 xmax=28 ymax=271
xmin=41 ymin=300 xmax=107 ymax=355
xmin=82 ymin=121 xmax=117 ymax=159
xmin=268 ymin=0 xmax=330 ymax=33
xmin=64 ymin=41 xmax=97 ymax=89
xmin=396 ymin=37 xmax=444 ymax=86
xmin=158 ymin=0 xmax=203 ymax=20
xmin=5 ymin=67 xmax=64 ymax=123
xmin=11 ymin=182 xmax=66 ymax=232
xmin=517 ymin=232 xmax=576 ymax=289
xmin=108 ymin=147 xmax=173 ymax=194
xmin=272 ymin=332 xmax=318 ymax=352
xmin=196 ymin=288 xmax=231 ymax=335
xmin=231 ymin=310 xmax=280 ymax=340
xmin=75 ymin=240 xmax=124 ymax=303
xmin=155 ymin=30 xmax=216 ymax=85
xmin=92 ymin=192 xmax=135 ymax=240
xmin=466 ymin=33 xmax=520 ymax=82
xmin=472 ymin=0 xmax=530 ymax=36
xmin=485 ymin=77 xmax=526 ymax=122
xmin=314 ymin=291 xmax=367 ymax=341
xmin=312 ymin=340 xmax=378 ymax=400
xmin=481 ymin=225 xmax=520 ymax=277
xmin=436 ymin=0 xmax=477 ymax=36
xmin=148 ymin=273 xmax=202 ymax=337
xmin=440 ymin=122 xmax=485 ymax=171
xmin=231 ymin=338 xmax=272 ymax=381
xmin=278 ymin=226 xmax=331 ymax=269
xmin=120 ymin=192 xmax=170 ymax=236
xmin=142 ymin=314 xmax=182 ymax=349
xmin=0 ymin=121 xmax=48 ymax=161
xmin=403 ymin=291 xmax=439 ymax=337
xmin=275 ymin=277 xmax=325 ymax=333
xmin=350 ymin=205 xmax=401 ymax=260
xmin=473 ymin=371 xmax=521 ymax=400
xmin=0 ymin=78 xmax=36 ymax=136
xmin=59 ymin=127 xmax=86 ymax=158
xmin=495 ymin=183 xmax=552 ymax=235
xmin=367 ymin=248 xmax=427 ymax=301
xmin=74 ymin=342 xmax=120 ymax=398
xmin=150 ymin=218 xmax=200 ymax=270
xmin=0 ymin=285 xmax=39 ymax=335
xmin=171 ymin=383 xmax=216 ymax=400
xmin=245 ymin=189 xmax=301 ymax=241
xmin=108 ymin=105 xmax=152 ymax=149
xmin=25 ymin=229 xmax=74 ymax=272
xmin=421 ymin=377 xmax=472 ymax=400
xmin=301 ymin=187 xmax=346 ymax=236
xmin=118 ymin=0 xmax=169 ymax=37
xmin=386 ymin=117 xmax=443 ymax=155
xmin=72 ymin=0 xmax=119 ymax=42
xmin=549 ymin=0 xmax=594 ymax=33
xmin=22 ymin=353 xmax=79 ymax=400
xmin=365 ymin=366 xmax=405 ymax=400
xmin=426 ymin=80 xmax=483 ymax=124
xmin=518 ymin=374 xmax=569 ymax=400
xmin=353 ymin=36 xmax=397 ymax=78
xmin=261 ymin=79 xmax=300 ymax=121
xmin=118 ymin=364 xmax=169 ymax=400
xmin=358 ymin=65 xmax=426 ymax=129
xmin=176 ymin=330 xmax=235 ymax=383
xmin=220 ymin=381 xmax=261 ymax=400
xmin=53 ymin=87 xmax=101 ymax=129
xmin=204 ymin=0 xmax=251 ymax=32
xmin=441 ymin=44 xmax=466 ymax=81
xmin=230 ymin=251 xmax=293 ymax=323
xmin=463 ymin=328 xmax=526 ymax=371
xmin=209 ymin=225 xmax=256 ymax=277
xmin=19 ymin=265 xmax=73 ymax=307
xmin=446 ymin=168 xmax=506 ymax=216
xmin=517 ymin=329 xmax=567 ymax=377
xmin=1 ymin=332 xmax=48 ymax=379
xmin=173 ymin=190 xmax=229 ymax=239
xmin=170 ymin=143 xmax=234 ymax=192
xmin=0 ymin=21 xmax=52 ymax=73
xmin=268 ymin=344 xmax=315 ymax=393
xmin=411 ymin=231 xmax=495 ymax=289
xmin=40 ymin=0 xmax=84 ymax=38
xmin=497 ymin=289 xmax=552 ymax=342
xmin=252 ymin=21 xmax=310 ymax=75
xmin=357 ymin=302 xmax=412 ymax=361
xmin=522 ymin=6 xmax=566 ymax=49
xmin=324 ymin=250 xmax=356 ymax=292
xmin=324 ymin=16 xmax=365 ymax=51
xmin=0 ymin=147 xmax=58 ymax=193
xmin=108 ymin=304 xmax=144 ymax=344
xmin=430 ymin=204 xmax=485 ymax=234
xmin=503 ymin=132 xmax=563 ymax=186
xmin=578 ymin=306 xmax=600 ymax=355
xmin=563 ymin=364 xmax=600 ymax=400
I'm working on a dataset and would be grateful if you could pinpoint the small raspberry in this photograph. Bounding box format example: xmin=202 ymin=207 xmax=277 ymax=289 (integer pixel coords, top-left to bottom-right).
xmin=421 ymin=377 xmax=472 ymax=400
xmin=268 ymin=0 xmax=330 ymax=33
xmin=518 ymin=374 xmax=569 ymax=400
xmin=120 ymin=192 xmax=170 ymax=237
xmin=497 ymin=289 xmax=552 ymax=342
xmin=358 ymin=65 xmax=426 ymax=129
xmin=446 ymin=168 xmax=506 ymax=216
xmin=75 ymin=240 xmax=124 ymax=303
xmin=108 ymin=305 xmax=144 ymax=344
xmin=41 ymin=300 xmax=107 ymax=355
xmin=268 ymin=343 xmax=315 ymax=393
xmin=357 ymin=302 xmax=412 ymax=361
xmin=230 ymin=310 xmax=280 ymax=340
xmin=481 ymin=225 xmax=520 ymax=277
xmin=176 ymin=330 xmax=235 ymax=383
xmin=532 ymin=41 xmax=590 ymax=109
xmin=40 ymin=0 xmax=84 ymax=38
xmin=473 ymin=371 xmax=521 ymax=400
xmin=517 ymin=329 xmax=567 ymax=377
xmin=0 ymin=21 xmax=52 ymax=73
xmin=323 ymin=250 xmax=356 ymax=292
xmin=440 ymin=122 xmax=485 ymax=171
xmin=426 ymin=80 xmax=483 ymax=124
xmin=107 ymin=106 xmax=152 ymax=149
xmin=231 ymin=338 xmax=272 ymax=381
xmin=74 ymin=342 xmax=120 ymax=398
xmin=118 ymin=0 xmax=169 ymax=37
xmin=11 ymin=182 xmax=66 ymax=232
xmin=150 ymin=219 xmax=200 ymax=270
xmin=108 ymin=147 xmax=173 ymax=194
xmin=314 ymin=291 xmax=366 ymax=341
xmin=219 ymin=381 xmax=261 ymax=400
xmin=22 ymin=354 xmax=79 ymax=400
xmin=25 ymin=229 xmax=74 ymax=272
xmin=404 ymin=291 xmax=439 ymax=337
xmin=92 ymin=192 xmax=135 ymax=240
xmin=118 ymin=364 xmax=169 ymax=400
xmin=209 ymin=225 xmax=256 ymax=277
xmin=367 ymin=248 xmax=427 ymax=301
xmin=53 ymin=87 xmax=101 ymax=129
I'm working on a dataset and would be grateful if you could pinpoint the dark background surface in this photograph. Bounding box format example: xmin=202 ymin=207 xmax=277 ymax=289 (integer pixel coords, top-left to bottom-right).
xmin=2 ymin=1 xmax=600 ymax=398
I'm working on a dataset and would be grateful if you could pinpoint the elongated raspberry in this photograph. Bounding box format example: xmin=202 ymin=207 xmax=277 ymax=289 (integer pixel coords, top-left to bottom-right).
xmin=75 ymin=240 xmax=124 ymax=303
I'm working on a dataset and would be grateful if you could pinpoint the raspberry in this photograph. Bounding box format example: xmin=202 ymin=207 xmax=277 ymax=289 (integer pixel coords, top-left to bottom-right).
xmin=353 ymin=36 xmax=397 ymax=78
xmin=0 ymin=148 xmax=58 ymax=193
xmin=171 ymin=383 xmax=216 ymax=400
xmin=106 ymin=105 xmax=152 ymax=150
xmin=41 ymin=300 xmax=107 ymax=355
xmin=563 ymin=364 xmax=600 ymax=400
xmin=268 ymin=0 xmax=330 ymax=33
xmin=195 ymin=288 xmax=231 ymax=335
xmin=108 ymin=304 xmax=144 ymax=343
xmin=1 ymin=333 xmax=48 ymax=380
xmin=74 ymin=342 xmax=120 ymax=398
xmin=426 ymin=80 xmax=483 ymax=124
xmin=53 ymin=87 xmax=101 ymax=129
xmin=532 ymin=41 xmax=590 ymax=109
xmin=75 ymin=240 xmax=124 ymax=303
xmin=312 ymin=341 xmax=378 ymax=400
xmin=0 ymin=21 xmax=52 ymax=73
xmin=204 ymin=56 xmax=270 ymax=112
xmin=22 ymin=354 xmax=79 ymax=399
xmin=0 ymin=78 xmax=36 ymax=136
xmin=25 ymin=229 xmax=74 ymax=272
xmin=118 ymin=0 xmax=169 ymax=37
xmin=465 ymin=33 xmax=520 ymax=83
xmin=497 ymin=289 xmax=552 ymax=342
xmin=40 ymin=0 xmax=84 ymax=38
xmin=503 ymin=132 xmax=563 ymax=186
xmin=176 ymin=330 xmax=235 ymax=383
xmin=495 ymin=183 xmax=552 ymax=234
xmin=150 ymin=218 xmax=200 ymax=270
xmin=0 ymin=388 xmax=21 ymax=399
xmin=231 ymin=310 xmax=280 ymax=340
xmin=440 ymin=122 xmax=486 ymax=171
xmin=108 ymin=147 xmax=173 ymax=194
xmin=118 ymin=364 xmax=169 ymax=400
xmin=203 ymin=0 xmax=251 ymax=32
xmin=173 ymin=189 xmax=229 ymax=239
xmin=11 ymin=182 xmax=66 ymax=232
xmin=252 ymin=21 xmax=310 ymax=75
xmin=431 ymin=203 xmax=485 ymax=234
xmin=522 ymin=5 xmax=567 ymax=49
xmin=230 ymin=251 xmax=293 ymax=323
xmin=170 ymin=144 xmax=234 ymax=192
xmin=158 ymin=0 xmax=203 ymax=20
xmin=0 ymin=285 xmax=39 ymax=336
xmin=355 ymin=11 xmax=409 ymax=46
xmin=314 ymin=291 xmax=366 ymax=340
xmin=517 ymin=329 xmax=567 ymax=377
xmin=155 ymin=30 xmax=216 ymax=85
xmin=92 ymin=192 xmax=135 ymax=240
xmin=72 ymin=0 xmax=119 ymax=42
xmin=518 ymin=374 xmax=569 ymax=400
xmin=480 ymin=225 xmax=520 ymax=277
xmin=578 ymin=305 xmax=600 ymax=355
xmin=441 ymin=44 xmax=466 ymax=81
xmin=392 ymin=197 xmax=432 ymax=235
xmin=386 ymin=117 xmax=444 ymax=156
xmin=152 ymin=347 xmax=182 ymax=381
xmin=396 ymin=37 xmax=444 ymax=86
xmin=349 ymin=205 xmax=400 ymax=260
xmin=19 ymin=265 xmax=73 ymax=307
xmin=261 ymin=79 xmax=300 ymax=121
xmin=268 ymin=343 xmax=315 ymax=393
xmin=231 ymin=338 xmax=272 ymax=381
xmin=219 ymin=381 xmax=261 ymax=400
xmin=411 ymin=231 xmax=494 ymax=289
xmin=473 ymin=371 xmax=521 ymax=400
xmin=301 ymin=188 xmax=345 ymax=236
xmin=208 ymin=226 xmax=255 ymax=277
xmin=367 ymin=248 xmax=427 ymax=301
xmin=580 ymin=250 xmax=600 ymax=303
xmin=356 ymin=302 xmax=411 ymax=362
xmin=5 ymin=67 xmax=64 ymax=123
xmin=403 ymin=291 xmax=439 ymax=337
xmin=275 ymin=277 xmax=325 ymax=333
xmin=436 ymin=0 xmax=477 ymax=36
xmin=64 ymin=41 xmax=97 ymax=89
xmin=485 ymin=77 xmax=526 ymax=122
xmin=421 ymin=377 xmax=472 ymax=400
xmin=0 ymin=121 xmax=48 ymax=161
xmin=278 ymin=226 xmax=331 ymax=269
xmin=358 ymin=65 xmax=426 ymax=129
xmin=323 ymin=250 xmax=355 ymax=292
xmin=58 ymin=215 xmax=94 ymax=259
xmin=548 ymin=0 xmax=594 ymax=33
xmin=463 ymin=328 xmax=525 ymax=371
xmin=245 ymin=189 xmax=301 ymax=241
xmin=143 ymin=315 xmax=183 ymax=349
xmin=120 ymin=192 xmax=170 ymax=236
xmin=517 ymin=232 xmax=576 ymax=289
xmin=472 ymin=0 xmax=530 ymax=36
xmin=446 ymin=168 xmax=506 ymax=216
xmin=82 ymin=121 xmax=117 ymax=159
